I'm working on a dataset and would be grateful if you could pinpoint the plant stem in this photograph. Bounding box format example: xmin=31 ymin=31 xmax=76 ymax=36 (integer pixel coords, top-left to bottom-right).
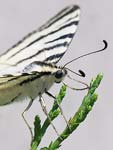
xmin=30 ymin=74 xmax=103 ymax=150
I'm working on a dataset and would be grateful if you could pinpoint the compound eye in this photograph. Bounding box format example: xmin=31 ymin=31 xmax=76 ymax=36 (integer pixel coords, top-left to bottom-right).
xmin=55 ymin=70 xmax=63 ymax=79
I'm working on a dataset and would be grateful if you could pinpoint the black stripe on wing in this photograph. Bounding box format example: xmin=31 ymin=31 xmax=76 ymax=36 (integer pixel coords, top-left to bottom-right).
xmin=45 ymin=33 xmax=74 ymax=44
xmin=0 ymin=5 xmax=80 ymax=68
xmin=39 ymin=5 xmax=79 ymax=31
xmin=5 ymin=21 xmax=78 ymax=61
xmin=15 ymin=42 xmax=68 ymax=64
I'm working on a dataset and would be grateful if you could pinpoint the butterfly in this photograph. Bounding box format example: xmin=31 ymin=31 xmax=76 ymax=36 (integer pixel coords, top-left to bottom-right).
xmin=0 ymin=5 xmax=83 ymax=138
xmin=0 ymin=5 xmax=81 ymax=106
xmin=0 ymin=5 xmax=108 ymax=139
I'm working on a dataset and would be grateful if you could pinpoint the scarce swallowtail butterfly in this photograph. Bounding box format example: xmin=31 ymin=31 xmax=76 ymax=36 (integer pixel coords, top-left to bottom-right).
xmin=0 ymin=4 xmax=108 ymax=138
xmin=0 ymin=5 xmax=80 ymax=106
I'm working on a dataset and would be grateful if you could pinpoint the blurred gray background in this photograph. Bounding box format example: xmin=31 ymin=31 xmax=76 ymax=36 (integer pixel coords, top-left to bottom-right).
xmin=0 ymin=0 xmax=112 ymax=150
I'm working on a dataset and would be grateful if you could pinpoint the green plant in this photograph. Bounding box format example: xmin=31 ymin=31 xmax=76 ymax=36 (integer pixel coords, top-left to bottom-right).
xmin=30 ymin=74 xmax=103 ymax=150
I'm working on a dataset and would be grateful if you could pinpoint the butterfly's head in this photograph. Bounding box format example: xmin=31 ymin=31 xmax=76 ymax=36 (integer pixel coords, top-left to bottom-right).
xmin=54 ymin=67 xmax=67 ymax=83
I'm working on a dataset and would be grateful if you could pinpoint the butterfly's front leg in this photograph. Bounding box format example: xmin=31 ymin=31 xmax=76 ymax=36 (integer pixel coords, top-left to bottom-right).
xmin=39 ymin=94 xmax=61 ymax=138
xmin=45 ymin=91 xmax=71 ymax=130
xmin=21 ymin=98 xmax=34 ymax=142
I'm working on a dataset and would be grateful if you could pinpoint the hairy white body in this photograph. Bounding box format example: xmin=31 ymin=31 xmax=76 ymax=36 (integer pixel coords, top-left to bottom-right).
xmin=0 ymin=75 xmax=54 ymax=105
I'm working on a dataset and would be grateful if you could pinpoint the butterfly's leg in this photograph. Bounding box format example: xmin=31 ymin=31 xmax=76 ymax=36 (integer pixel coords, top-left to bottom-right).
xmin=63 ymin=82 xmax=89 ymax=91
xmin=45 ymin=91 xmax=70 ymax=130
xmin=21 ymin=98 xmax=34 ymax=140
xmin=65 ymin=75 xmax=90 ymax=91
xmin=39 ymin=95 xmax=62 ymax=138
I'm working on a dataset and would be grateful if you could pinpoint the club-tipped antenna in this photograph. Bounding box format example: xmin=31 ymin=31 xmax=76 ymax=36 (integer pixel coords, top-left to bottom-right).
xmin=64 ymin=40 xmax=108 ymax=67
xmin=65 ymin=68 xmax=85 ymax=77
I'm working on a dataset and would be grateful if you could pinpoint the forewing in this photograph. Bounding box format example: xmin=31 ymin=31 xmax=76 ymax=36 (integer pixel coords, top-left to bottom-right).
xmin=0 ymin=5 xmax=80 ymax=71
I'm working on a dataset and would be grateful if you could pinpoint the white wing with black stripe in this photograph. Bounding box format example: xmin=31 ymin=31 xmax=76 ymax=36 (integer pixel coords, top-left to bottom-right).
xmin=0 ymin=5 xmax=80 ymax=73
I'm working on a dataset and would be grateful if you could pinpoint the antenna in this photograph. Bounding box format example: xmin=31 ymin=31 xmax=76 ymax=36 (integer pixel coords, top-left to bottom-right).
xmin=64 ymin=40 xmax=108 ymax=67
xmin=65 ymin=68 xmax=86 ymax=77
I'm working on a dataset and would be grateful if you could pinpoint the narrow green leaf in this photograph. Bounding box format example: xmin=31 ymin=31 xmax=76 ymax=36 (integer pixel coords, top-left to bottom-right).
xmin=31 ymin=74 xmax=103 ymax=150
